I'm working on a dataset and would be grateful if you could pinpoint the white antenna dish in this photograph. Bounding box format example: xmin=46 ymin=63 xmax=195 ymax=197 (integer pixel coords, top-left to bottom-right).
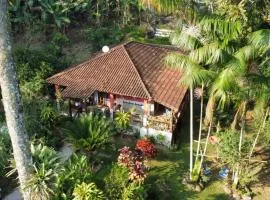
xmin=102 ymin=45 xmax=110 ymax=53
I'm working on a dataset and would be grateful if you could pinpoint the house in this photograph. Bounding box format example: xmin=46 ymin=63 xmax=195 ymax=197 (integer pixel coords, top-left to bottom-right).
xmin=47 ymin=41 xmax=188 ymax=146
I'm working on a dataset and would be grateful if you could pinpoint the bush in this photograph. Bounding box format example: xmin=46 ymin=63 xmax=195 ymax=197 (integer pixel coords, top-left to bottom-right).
xmin=23 ymin=144 xmax=62 ymax=200
xmin=66 ymin=113 xmax=113 ymax=152
xmin=25 ymin=101 xmax=68 ymax=149
xmin=85 ymin=25 xmax=138 ymax=51
xmin=85 ymin=26 xmax=125 ymax=51
xmin=115 ymin=110 xmax=131 ymax=132
xmin=136 ymin=139 xmax=157 ymax=158
xmin=122 ymin=182 xmax=148 ymax=200
xmin=104 ymin=164 xmax=129 ymax=200
xmin=73 ymin=182 xmax=105 ymax=200
xmin=155 ymin=133 xmax=166 ymax=144
xmin=56 ymin=154 xmax=93 ymax=197
xmin=118 ymin=146 xmax=146 ymax=183
xmin=217 ymin=130 xmax=251 ymax=167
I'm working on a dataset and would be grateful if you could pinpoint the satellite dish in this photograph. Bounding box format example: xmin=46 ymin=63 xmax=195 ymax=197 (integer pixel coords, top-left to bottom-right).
xmin=102 ymin=45 xmax=110 ymax=53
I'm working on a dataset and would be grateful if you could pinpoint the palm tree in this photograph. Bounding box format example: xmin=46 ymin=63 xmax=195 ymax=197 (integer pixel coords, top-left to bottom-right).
xmin=166 ymin=13 xmax=269 ymax=182
xmin=0 ymin=1 xmax=33 ymax=198
xmin=209 ymin=27 xmax=270 ymax=186
xmin=165 ymin=38 xmax=212 ymax=180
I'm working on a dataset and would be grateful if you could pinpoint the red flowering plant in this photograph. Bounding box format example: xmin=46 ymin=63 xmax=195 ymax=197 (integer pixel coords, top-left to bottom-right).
xmin=117 ymin=146 xmax=134 ymax=168
xmin=136 ymin=138 xmax=157 ymax=158
xmin=117 ymin=146 xmax=147 ymax=183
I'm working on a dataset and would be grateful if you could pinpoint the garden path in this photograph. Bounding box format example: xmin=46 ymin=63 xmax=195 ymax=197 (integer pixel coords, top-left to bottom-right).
xmin=3 ymin=143 xmax=74 ymax=200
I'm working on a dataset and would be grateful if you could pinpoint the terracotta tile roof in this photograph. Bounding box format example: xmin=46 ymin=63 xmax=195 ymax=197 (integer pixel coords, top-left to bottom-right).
xmin=47 ymin=41 xmax=188 ymax=111
xmin=125 ymin=42 xmax=188 ymax=111
xmin=61 ymin=87 xmax=95 ymax=99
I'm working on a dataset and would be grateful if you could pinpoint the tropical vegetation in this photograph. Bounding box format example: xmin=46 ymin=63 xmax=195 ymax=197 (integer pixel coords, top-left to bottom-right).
xmin=0 ymin=0 xmax=269 ymax=199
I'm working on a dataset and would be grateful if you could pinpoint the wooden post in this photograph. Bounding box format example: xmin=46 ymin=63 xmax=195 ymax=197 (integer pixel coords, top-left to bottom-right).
xmin=143 ymin=99 xmax=150 ymax=115
xmin=170 ymin=111 xmax=174 ymax=133
xmin=55 ymin=84 xmax=60 ymax=111
xmin=109 ymin=94 xmax=114 ymax=119
xmin=68 ymin=99 xmax=72 ymax=118
xmin=109 ymin=93 xmax=114 ymax=109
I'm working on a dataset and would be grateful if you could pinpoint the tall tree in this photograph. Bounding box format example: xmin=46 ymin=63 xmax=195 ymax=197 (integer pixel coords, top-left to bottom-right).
xmin=0 ymin=0 xmax=33 ymax=198
xmin=165 ymin=32 xmax=212 ymax=180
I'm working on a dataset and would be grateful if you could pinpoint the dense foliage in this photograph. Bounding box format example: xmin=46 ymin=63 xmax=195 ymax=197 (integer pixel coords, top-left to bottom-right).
xmin=104 ymin=164 xmax=130 ymax=200
xmin=66 ymin=113 xmax=113 ymax=152
xmin=105 ymin=146 xmax=148 ymax=200
xmin=2 ymin=0 xmax=270 ymax=199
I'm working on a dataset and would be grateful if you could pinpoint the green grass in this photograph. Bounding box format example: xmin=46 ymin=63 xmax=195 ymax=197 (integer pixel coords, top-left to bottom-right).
xmin=146 ymin=144 xmax=230 ymax=200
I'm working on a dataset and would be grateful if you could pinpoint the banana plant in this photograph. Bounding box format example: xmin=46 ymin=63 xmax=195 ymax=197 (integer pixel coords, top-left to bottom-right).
xmin=38 ymin=0 xmax=71 ymax=29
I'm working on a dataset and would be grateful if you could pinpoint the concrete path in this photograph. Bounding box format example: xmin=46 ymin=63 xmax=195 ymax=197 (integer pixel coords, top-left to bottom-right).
xmin=58 ymin=143 xmax=75 ymax=162
xmin=3 ymin=143 xmax=74 ymax=200
xmin=2 ymin=189 xmax=21 ymax=200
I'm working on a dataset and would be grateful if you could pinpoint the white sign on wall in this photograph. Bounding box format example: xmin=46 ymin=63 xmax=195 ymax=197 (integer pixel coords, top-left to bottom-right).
xmin=123 ymin=100 xmax=144 ymax=115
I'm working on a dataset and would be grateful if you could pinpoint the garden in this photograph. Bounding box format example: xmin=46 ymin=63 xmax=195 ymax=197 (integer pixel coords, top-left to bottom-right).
xmin=0 ymin=0 xmax=270 ymax=199
xmin=1 ymin=107 xmax=269 ymax=199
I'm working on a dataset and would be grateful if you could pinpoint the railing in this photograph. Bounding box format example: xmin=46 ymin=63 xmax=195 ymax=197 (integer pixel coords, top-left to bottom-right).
xmin=130 ymin=114 xmax=143 ymax=127
xmin=147 ymin=115 xmax=172 ymax=131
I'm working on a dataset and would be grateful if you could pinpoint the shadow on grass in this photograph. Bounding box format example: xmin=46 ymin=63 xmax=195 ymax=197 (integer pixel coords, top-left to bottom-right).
xmin=207 ymin=193 xmax=232 ymax=200
xmin=146 ymin=144 xmax=196 ymax=200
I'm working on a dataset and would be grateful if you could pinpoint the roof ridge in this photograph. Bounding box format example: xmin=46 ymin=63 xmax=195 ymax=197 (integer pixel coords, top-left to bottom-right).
xmin=47 ymin=45 xmax=124 ymax=82
xmin=125 ymin=41 xmax=180 ymax=51
xmin=121 ymin=44 xmax=152 ymax=99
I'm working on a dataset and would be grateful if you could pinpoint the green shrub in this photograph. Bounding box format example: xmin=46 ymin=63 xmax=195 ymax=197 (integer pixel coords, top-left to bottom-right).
xmin=22 ymin=144 xmax=62 ymax=200
xmin=155 ymin=133 xmax=166 ymax=144
xmin=217 ymin=130 xmax=251 ymax=167
xmin=104 ymin=164 xmax=129 ymax=200
xmin=56 ymin=154 xmax=93 ymax=198
xmin=115 ymin=110 xmax=131 ymax=131
xmin=25 ymin=101 xmax=67 ymax=149
xmin=66 ymin=113 xmax=113 ymax=152
xmin=122 ymin=182 xmax=148 ymax=200
xmin=73 ymin=182 xmax=105 ymax=200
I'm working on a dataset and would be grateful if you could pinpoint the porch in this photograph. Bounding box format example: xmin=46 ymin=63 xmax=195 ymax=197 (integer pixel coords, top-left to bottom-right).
xmin=59 ymin=90 xmax=176 ymax=133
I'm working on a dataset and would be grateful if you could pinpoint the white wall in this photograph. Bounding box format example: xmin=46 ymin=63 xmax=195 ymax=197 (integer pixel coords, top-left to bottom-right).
xmin=131 ymin=125 xmax=172 ymax=147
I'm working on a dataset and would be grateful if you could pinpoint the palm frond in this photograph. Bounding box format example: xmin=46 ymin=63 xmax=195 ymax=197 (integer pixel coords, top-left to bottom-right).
xmin=189 ymin=42 xmax=228 ymax=64
xmin=235 ymin=45 xmax=257 ymax=63
xmin=249 ymin=29 xmax=270 ymax=48
xmin=180 ymin=67 xmax=214 ymax=87
xmin=65 ymin=114 xmax=112 ymax=151
xmin=165 ymin=53 xmax=200 ymax=71
xmin=211 ymin=67 xmax=239 ymax=108
xmin=170 ymin=30 xmax=202 ymax=51
xmin=165 ymin=52 xmax=214 ymax=87
xmin=200 ymin=16 xmax=242 ymax=42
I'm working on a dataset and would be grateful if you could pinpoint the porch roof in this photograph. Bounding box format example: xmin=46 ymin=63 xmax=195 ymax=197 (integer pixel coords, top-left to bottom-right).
xmin=47 ymin=41 xmax=188 ymax=111
xmin=61 ymin=87 xmax=95 ymax=99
